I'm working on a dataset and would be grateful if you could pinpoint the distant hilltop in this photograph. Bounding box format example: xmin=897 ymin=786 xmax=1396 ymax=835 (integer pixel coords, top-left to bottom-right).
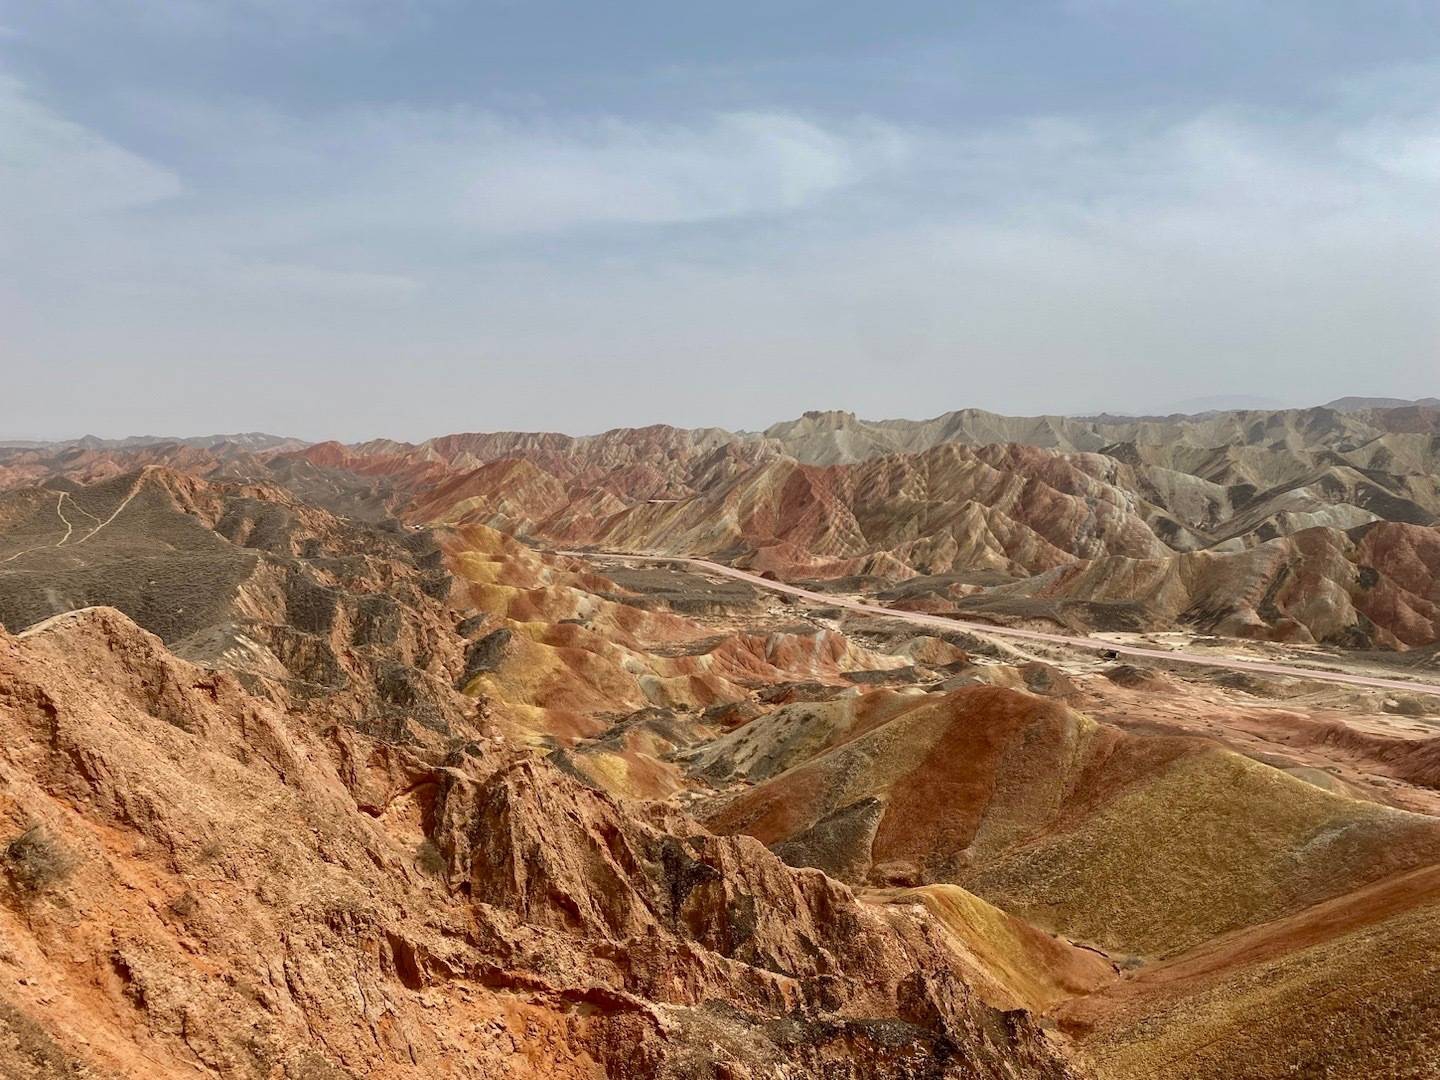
xmin=1323 ymin=396 xmax=1440 ymax=412
xmin=0 ymin=432 xmax=305 ymax=452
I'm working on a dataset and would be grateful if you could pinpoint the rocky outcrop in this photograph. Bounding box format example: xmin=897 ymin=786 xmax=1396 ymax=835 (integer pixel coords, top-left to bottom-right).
xmin=0 ymin=468 xmax=483 ymax=744
xmin=702 ymin=685 xmax=1440 ymax=958
xmin=0 ymin=606 xmax=1082 ymax=1078
xmin=977 ymin=520 xmax=1440 ymax=648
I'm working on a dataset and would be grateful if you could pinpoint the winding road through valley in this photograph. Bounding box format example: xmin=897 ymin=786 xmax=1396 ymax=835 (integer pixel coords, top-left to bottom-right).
xmin=559 ymin=550 xmax=1440 ymax=700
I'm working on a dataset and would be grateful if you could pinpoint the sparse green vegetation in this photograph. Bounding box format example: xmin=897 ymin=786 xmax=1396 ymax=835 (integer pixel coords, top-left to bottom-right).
xmin=414 ymin=838 xmax=446 ymax=876
xmin=4 ymin=825 xmax=72 ymax=896
xmin=198 ymin=837 xmax=226 ymax=864
xmin=0 ymin=1000 xmax=82 ymax=1078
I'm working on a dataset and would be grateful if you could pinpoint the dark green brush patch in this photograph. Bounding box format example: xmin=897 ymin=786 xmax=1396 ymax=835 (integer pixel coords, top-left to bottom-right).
xmin=4 ymin=825 xmax=71 ymax=897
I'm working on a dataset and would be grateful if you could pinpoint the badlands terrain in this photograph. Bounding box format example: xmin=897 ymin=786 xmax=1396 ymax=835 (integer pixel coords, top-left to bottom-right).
xmin=1 ymin=400 xmax=1439 ymax=1078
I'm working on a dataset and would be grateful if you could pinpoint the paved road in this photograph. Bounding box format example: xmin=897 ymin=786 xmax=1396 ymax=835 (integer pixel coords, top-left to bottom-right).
xmin=559 ymin=550 xmax=1440 ymax=700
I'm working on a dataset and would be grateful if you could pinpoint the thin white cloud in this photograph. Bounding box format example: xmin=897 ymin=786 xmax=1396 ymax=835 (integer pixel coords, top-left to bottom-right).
xmin=129 ymin=99 xmax=913 ymax=235
xmin=0 ymin=75 xmax=181 ymax=216
xmin=1341 ymin=110 xmax=1440 ymax=182
xmin=32 ymin=0 xmax=451 ymax=39
xmin=453 ymin=111 xmax=910 ymax=232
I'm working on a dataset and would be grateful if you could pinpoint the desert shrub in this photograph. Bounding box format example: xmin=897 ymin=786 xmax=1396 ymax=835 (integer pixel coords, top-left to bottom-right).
xmin=291 ymin=1051 xmax=361 ymax=1080
xmin=4 ymin=825 xmax=72 ymax=895
xmin=198 ymin=837 xmax=226 ymax=864
xmin=0 ymin=1000 xmax=82 ymax=1078
xmin=1384 ymin=695 xmax=1429 ymax=718
xmin=414 ymin=839 xmax=446 ymax=876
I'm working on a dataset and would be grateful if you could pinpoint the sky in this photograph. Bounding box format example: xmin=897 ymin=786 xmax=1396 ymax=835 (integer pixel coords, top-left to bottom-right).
xmin=1 ymin=1 xmax=1438 ymax=441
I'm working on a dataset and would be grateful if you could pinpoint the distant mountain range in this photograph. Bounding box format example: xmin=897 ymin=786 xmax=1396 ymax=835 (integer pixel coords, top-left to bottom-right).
xmin=0 ymin=431 xmax=305 ymax=451
xmin=7 ymin=397 xmax=1437 ymax=449
xmin=4 ymin=397 xmax=1439 ymax=648
xmin=1324 ymin=396 xmax=1440 ymax=412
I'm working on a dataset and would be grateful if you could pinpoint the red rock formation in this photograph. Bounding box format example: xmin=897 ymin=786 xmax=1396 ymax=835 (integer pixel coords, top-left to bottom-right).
xmin=0 ymin=608 xmax=1082 ymax=1078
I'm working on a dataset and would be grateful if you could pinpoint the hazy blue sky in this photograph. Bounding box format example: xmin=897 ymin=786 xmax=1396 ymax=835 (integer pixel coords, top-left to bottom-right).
xmin=2 ymin=1 xmax=1438 ymax=440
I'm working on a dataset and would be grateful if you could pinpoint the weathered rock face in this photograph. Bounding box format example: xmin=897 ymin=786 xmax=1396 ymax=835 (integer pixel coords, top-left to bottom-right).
xmin=0 ymin=467 xmax=486 ymax=745
xmin=326 ymin=414 xmax=1440 ymax=648
xmin=0 ymin=607 xmax=1082 ymax=1079
xmin=975 ymin=519 xmax=1440 ymax=649
xmin=456 ymin=627 xmax=514 ymax=688
xmin=701 ymin=684 xmax=1440 ymax=961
